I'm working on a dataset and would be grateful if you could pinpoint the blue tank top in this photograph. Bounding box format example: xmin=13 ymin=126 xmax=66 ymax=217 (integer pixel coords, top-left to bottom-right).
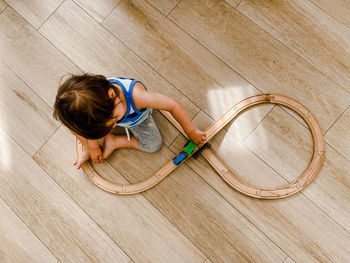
xmin=108 ymin=77 xmax=152 ymax=128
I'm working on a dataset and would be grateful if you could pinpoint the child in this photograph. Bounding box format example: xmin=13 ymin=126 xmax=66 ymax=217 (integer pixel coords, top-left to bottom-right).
xmin=53 ymin=73 xmax=206 ymax=169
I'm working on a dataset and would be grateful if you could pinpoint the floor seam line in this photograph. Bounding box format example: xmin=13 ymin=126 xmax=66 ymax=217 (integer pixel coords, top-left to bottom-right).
xmin=105 ymin=157 xmax=209 ymax=261
xmin=37 ymin=0 xmax=65 ymax=31
xmin=234 ymin=5 xmax=350 ymax=96
xmin=0 ymin=196 xmax=59 ymax=261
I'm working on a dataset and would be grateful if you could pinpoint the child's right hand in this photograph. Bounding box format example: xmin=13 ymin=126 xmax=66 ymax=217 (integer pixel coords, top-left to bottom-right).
xmin=188 ymin=129 xmax=207 ymax=145
xmin=89 ymin=146 xmax=103 ymax=163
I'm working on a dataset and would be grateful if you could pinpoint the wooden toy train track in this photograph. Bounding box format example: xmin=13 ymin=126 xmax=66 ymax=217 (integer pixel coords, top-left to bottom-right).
xmin=76 ymin=94 xmax=325 ymax=199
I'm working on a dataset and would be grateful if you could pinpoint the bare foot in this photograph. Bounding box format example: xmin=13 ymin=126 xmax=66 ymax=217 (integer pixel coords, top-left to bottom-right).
xmin=102 ymin=134 xmax=118 ymax=159
xmin=74 ymin=148 xmax=90 ymax=169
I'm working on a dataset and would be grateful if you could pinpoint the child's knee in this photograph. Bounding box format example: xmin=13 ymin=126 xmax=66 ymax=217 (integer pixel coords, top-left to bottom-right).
xmin=151 ymin=135 xmax=163 ymax=152
xmin=140 ymin=134 xmax=163 ymax=153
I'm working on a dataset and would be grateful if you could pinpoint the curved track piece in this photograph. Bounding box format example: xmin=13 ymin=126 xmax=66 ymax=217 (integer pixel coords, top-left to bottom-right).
xmin=76 ymin=94 xmax=325 ymax=198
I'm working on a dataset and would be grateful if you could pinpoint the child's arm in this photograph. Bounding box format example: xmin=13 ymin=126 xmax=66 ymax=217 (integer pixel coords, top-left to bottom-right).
xmin=133 ymin=83 xmax=206 ymax=144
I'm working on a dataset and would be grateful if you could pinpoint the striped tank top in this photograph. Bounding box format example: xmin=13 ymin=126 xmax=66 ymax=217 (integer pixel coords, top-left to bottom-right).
xmin=108 ymin=77 xmax=152 ymax=129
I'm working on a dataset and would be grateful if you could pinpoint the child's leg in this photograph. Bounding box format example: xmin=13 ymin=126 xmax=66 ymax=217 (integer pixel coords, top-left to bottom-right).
xmin=102 ymin=134 xmax=139 ymax=159
xmin=102 ymin=115 xmax=162 ymax=159
xmin=129 ymin=115 xmax=162 ymax=153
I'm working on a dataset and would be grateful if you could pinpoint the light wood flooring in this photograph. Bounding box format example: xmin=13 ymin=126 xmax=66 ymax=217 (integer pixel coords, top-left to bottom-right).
xmin=1 ymin=0 xmax=350 ymax=262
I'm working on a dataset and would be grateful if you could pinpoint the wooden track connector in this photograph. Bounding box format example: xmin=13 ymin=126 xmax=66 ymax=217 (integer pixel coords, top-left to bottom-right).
xmin=76 ymin=94 xmax=326 ymax=199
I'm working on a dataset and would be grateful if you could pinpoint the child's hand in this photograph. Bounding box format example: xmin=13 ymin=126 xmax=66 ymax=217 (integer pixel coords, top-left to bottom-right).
xmin=90 ymin=146 xmax=103 ymax=163
xmin=188 ymin=129 xmax=207 ymax=145
xmin=74 ymin=147 xmax=90 ymax=169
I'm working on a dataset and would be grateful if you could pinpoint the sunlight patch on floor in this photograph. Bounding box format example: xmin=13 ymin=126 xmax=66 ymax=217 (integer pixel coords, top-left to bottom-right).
xmin=206 ymin=86 xmax=242 ymax=120
xmin=0 ymin=126 xmax=12 ymax=173
xmin=206 ymin=86 xmax=268 ymax=148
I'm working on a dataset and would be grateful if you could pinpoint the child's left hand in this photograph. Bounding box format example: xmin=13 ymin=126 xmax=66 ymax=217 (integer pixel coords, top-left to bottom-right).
xmin=188 ymin=129 xmax=207 ymax=145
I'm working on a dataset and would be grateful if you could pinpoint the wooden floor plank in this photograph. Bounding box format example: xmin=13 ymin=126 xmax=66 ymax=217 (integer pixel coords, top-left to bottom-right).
xmin=34 ymin=126 xmax=207 ymax=263
xmin=186 ymin=158 xmax=350 ymax=262
xmin=302 ymin=144 xmax=350 ymax=238
xmin=0 ymin=0 xmax=6 ymax=13
xmin=245 ymin=106 xmax=313 ymax=182
xmin=0 ymin=61 xmax=59 ymax=156
xmin=325 ymin=107 xmax=350 ymax=160
xmin=0 ymin=198 xmax=57 ymax=263
xmin=170 ymin=110 xmax=350 ymax=261
xmin=244 ymin=106 xmax=350 ymax=241
xmin=170 ymin=109 xmax=288 ymax=189
xmin=0 ymin=7 xmax=79 ymax=107
xmin=73 ymin=0 xmax=121 ymax=22
xmin=244 ymin=104 xmax=350 ymax=235
xmin=103 ymin=0 xmax=271 ymax=142
xmin=238 ymin=0 xmax=350 ymax=92
xmin=107 ymin=137 xmax=286 ymax=261
xmin=168 ymin=0 xmax=350 ymax=132
xmin=224 ymin=0 xmax=241 ymax=8
xmin=283 ymin=257 xmax=296 ymax=263
xmin=310 ymin=0 xmax=350 ymax=28
xmin=146 ymin=0 xmax=180 ymax=16
xmin=245 ymin=106 xmax=350 ymax=232
xmin=4 ymin=0 xmax=63 ymax=29
xmin=0 ymin=127 xmax=130 ymax=263
xmin=103 ymin=0 xmax=259 ymax=120
xmin=39 ymin=0 xmax=199 ymax=145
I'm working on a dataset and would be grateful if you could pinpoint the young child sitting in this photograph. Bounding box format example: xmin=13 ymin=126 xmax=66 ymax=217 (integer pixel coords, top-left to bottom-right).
xmin=53 ymin=73 xmax=206 ymax=169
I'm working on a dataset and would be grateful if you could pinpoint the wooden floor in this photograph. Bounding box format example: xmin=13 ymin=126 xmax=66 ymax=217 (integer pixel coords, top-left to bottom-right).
xmin=1 ymin=0 xmax=350 ymax=262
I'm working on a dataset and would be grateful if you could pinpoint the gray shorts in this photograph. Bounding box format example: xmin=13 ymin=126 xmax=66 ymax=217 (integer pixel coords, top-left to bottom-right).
xmin=129 ymin=115 xmax=163 ymax=153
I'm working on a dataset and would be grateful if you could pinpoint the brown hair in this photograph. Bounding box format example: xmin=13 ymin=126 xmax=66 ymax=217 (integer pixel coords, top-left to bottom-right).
xmin=53 ymin=73 xmax=119 ymax=139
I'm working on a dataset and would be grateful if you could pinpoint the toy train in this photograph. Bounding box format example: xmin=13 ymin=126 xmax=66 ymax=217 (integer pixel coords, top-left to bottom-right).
xmin=173 ymin=141 xmax=211 ymax=165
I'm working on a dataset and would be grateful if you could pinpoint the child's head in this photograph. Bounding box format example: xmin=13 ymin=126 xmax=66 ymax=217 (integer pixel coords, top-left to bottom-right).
xmin=53 ymin=73 xmax=119 ymax=139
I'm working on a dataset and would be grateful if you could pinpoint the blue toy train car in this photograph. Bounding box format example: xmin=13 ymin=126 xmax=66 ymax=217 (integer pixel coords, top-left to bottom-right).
xmin=173 ymin=152 xmax=188 ymax=165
